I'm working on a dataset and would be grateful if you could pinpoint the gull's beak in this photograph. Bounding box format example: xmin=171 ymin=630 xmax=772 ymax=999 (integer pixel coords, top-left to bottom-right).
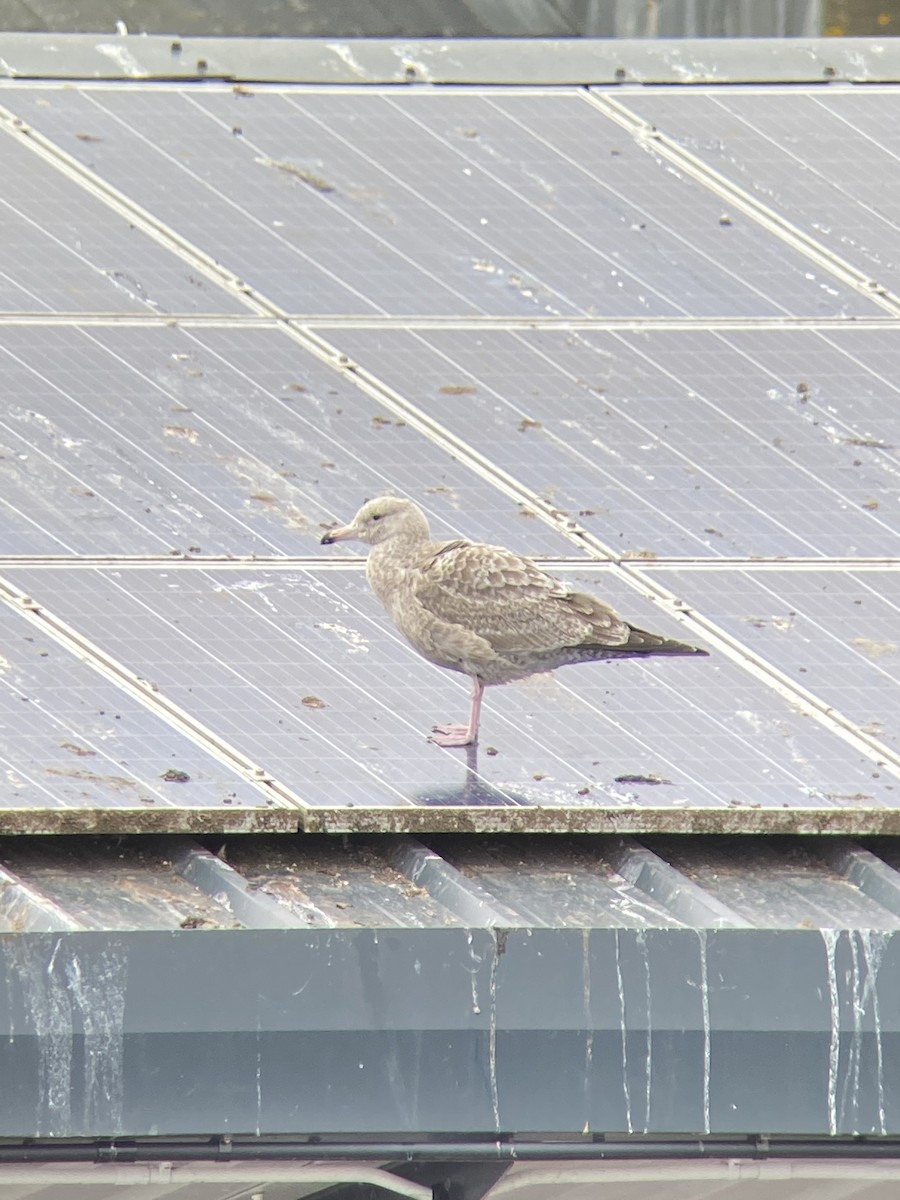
xmin=320 ymin=523 xmax=358 ymax=545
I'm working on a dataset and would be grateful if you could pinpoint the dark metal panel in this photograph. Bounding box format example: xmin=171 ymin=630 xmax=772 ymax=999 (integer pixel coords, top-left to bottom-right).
xmin=614 ymin=88 xmax=900 ymax=297
xmin=0 ymin=127 xmax=246 ymax=316
xmin=423 ymin=834 xmax=693 ymax=928
xmin=215 ymin=835 xmax=467 ymax=927
xmin=0 ymin=324 xmax=567 ymax=556
xmin=6 ymin=87 xmax=877 ymax=319
xmin=5 ymin=564 xmax=897 ymax=832
xmin=0 ymin=601 xmax=264 ymax=825
xmin=0 ymin=0 xmax=822 ymax=37
xmin=333 ymin=326 xmax=900 ymax=558
xmin=0 ymin=836 xmax=242 ymax=930
xmin=643 ymin=835 xmax=900 ymax=930
xmin=0 ymin=925 xmax=897 ymax=1137
xmin=649 ymin=568 xmax=900 ymax=754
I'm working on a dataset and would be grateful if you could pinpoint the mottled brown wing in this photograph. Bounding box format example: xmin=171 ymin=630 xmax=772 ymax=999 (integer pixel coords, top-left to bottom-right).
xmin=414 ymin=540 xmax=629 ymax=654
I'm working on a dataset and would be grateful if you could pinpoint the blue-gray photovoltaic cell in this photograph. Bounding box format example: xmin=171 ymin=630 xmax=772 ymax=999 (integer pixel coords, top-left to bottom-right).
xmin=648 ymin=568 xmax=900 ymax=754
xmin=5 ymin=566 xmax=895 ymax=820
xmin=334 ymin=327 xmax=900 ymax=559
xmin=0 ymin=600 xmax=266 ymax=815
xmin=0 ymin=127 xmax=246 ymax=315
xmin=609 ymin=87 xmax=900 ymax=297
xmin=0 ymin=324 xmax=569 ymax=557
xmin=4 ymin=87 xmax=879 ymax=318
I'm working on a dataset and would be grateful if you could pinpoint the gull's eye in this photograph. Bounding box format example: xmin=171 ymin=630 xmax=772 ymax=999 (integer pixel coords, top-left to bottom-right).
xmin=372 ymin=513 xmax=383 ymax=522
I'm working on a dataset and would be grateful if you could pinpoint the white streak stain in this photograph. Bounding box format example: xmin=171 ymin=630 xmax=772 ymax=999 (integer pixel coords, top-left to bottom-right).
xmin=822 ymin=928 xmax=841 ymax=1137
xmin=465 ymin=929 xmax=481 ymax=1014
xmin=325 ymin=43 xmax=370 ymax=79
xmin=255 ymin=1008 xmax=262 ymax=1138
xmin=582 ymin=928 xmax=594 ymax=1132
xmin=318 ymin=622 xmax=369 ymax=653
xmin=488 ymin=931 xmax=501 ymax=1136
xmin=94 ymin=42 xmax=145 ymax=77
xmin=65 ymin=945 xmax=127 ymax=1131
xmin=636 ymin=929 xmax=653 ymax=1134
xmin=613 ymin=929 xmax=632 ymax=1133
xmin=697 ymin=930 xmax=711 ymax=1135
xmin=6 ymin=939 xmax=127 ymax=1135
xmin=859 ymin=930 xmax=890 ymax=1135
xmin=841 ymin=932 xmax=863 ymax=1133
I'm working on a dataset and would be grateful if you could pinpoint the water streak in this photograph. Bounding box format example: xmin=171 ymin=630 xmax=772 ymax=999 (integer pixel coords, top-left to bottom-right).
xmin=821 ymin=928 xmax=841 ymax=1137
xmin=859 ymin=929 xmax=891 ymax=1136
xmin=697 ymin=930 xmax=711 ymax=1135
xmin=582 ymin=928 xmax=594 ymax=1132
xmin=840 ymin=933 xmax=863 ymax=1133
xmin=64 ymin=944 xmax=127 ymax=1132
xmin=636 ymin=929 xmax=653 ymax=1133
xmin=488 ymin=932 xmax=501 ymax=1136
xmin=613 ymin=929 xmax=632 ymax=1133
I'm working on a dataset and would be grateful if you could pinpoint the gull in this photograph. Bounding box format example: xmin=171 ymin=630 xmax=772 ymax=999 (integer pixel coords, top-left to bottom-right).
xmin=321 ymin=497 xmax=708 ymax=747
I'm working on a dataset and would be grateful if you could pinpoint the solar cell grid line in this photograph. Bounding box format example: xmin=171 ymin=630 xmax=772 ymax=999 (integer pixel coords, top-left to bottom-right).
xmin=275 ymin=88 xmax=737 ymax=319
xmin=0 ymin=123 xmax=249 ymax=317
xmin=0 ymin=595 xmax=278 ymax=828
xmin=0 ymin=322 xmax=573 ymax=558
xmin=3 ymin=84 xmax=884 ymax=322
xmin=643 ymin=567 xmax=900 ymax=755
xmin=584 ymin=90 xmax=900 ymax=316
xmin=4 ymin=567 xmax=534 ymax=813
xmin=0 ymin=111 xmax=258 ymax=320
xmin=385 ymin=87 xmax=879 ymax=318
xmin=176 ymin=89 xmax=582 ymax=321
xmin=592 ymin=87 xmax=900 ymax=315
xmin=330 ymin=325 xmax=900 ymax=560
xmin=4 ymin=87 xmax=459 ymax=319
xmin=719 ymin=325 xmax=900 ymax=450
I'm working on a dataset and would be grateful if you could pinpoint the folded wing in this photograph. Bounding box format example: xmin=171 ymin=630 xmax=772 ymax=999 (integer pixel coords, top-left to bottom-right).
xmin=414 ymin=540 xmax=630 ymax=655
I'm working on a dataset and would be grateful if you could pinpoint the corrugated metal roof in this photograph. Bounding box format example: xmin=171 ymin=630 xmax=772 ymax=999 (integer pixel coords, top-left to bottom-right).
xmin=2 ymin=831 xmax=899 ymax=931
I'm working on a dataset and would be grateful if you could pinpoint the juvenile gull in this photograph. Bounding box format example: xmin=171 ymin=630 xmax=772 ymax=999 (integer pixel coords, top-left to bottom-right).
xmin=321 ymin=497 xmax=708 ymax=747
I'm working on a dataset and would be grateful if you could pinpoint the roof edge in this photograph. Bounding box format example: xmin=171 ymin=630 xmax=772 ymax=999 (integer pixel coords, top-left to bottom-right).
xmin=0 ymin=34 xmax=899 ymax=86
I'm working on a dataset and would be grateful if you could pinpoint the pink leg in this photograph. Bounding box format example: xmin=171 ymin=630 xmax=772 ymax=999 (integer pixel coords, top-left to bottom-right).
xmin=429 ymin=678 xmax=484 ymax=747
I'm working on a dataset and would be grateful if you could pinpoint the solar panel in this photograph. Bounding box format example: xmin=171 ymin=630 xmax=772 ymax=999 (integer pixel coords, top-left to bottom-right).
xmin=0 ymin=79 xmax=897 ymax=835
xmin=4 ymin=87 xmax=881 ymax=318
xmin=0 ymin=125 xmax=246 ymax=315
xmin=608 ymin=87 xmax=900 ymax=297
xmin=0 ymin=598 xmax=274 ymax=830
xmin=3 ymin=564 xmax=895 ymax=832
xmin=0 ymin=323 xmax=570 ymax=556
xmin=648 ymin=566 xmax=900 ymax=754
xmin=332 ymin=325 xmax=899 ymax=559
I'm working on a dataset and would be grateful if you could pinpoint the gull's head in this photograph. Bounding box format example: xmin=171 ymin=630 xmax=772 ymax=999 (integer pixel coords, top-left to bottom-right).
xmin=320 ymin=496 xmax=429 ymax=548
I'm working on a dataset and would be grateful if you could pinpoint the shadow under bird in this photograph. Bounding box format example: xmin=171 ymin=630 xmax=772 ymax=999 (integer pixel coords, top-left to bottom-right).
xmin=321 ymin=497 xmax=708 ymax=747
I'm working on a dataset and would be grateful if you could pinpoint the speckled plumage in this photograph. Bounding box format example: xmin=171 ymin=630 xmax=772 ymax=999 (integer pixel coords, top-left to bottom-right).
xmin=322 ymin=497 xmax=708 ymax=746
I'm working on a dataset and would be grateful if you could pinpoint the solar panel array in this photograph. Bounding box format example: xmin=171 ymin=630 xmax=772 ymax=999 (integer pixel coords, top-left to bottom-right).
xmin=1 ymin=80 xmax=898 ymax=833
